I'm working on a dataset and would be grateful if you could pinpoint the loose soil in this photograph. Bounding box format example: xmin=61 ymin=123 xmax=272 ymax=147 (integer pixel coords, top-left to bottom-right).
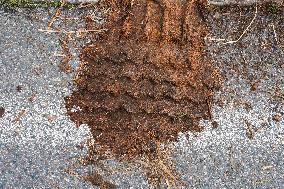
xmin=84 ymin=171 xmax=117 ymax=189
xmin=65 ymin=0 xmax=220 ymax=159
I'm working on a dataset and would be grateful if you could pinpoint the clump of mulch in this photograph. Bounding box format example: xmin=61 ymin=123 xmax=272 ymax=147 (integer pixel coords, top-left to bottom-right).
xmin=65 ymin=0 xmax=220 ymax=159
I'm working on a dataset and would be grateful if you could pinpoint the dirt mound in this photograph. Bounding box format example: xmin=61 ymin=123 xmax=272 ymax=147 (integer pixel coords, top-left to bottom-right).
xmin=65 ymin=0 xmax=220 ymax=158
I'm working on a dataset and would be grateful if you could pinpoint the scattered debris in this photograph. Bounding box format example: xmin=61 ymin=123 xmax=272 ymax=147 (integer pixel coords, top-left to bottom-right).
xmin=27 ymin=93 xmax=37 ymax=102
xmin=0 ymin=107 xmax=5 ymax=118
xmin=208 ymin=5 xmax=258 ymax=44
xmin=242 ymin=101 xmax=253 ymax=112
xmin=262 ymin=165 xmax=274 ymax=171
xmin=58 ymin=38 xmax=73 ymax=73
xmin=272 ymin=114 xmax=282 ymax=122
xmin=32 ymin=67 xmax=43 ymax=76
xmin=16 ymin=85 xmax=23 ymax=92
xmin=250 ymin=82 xmax=258 ymax=91
xmin=47 ymin=115 xmax=58 ymax=123
xmin=13 ymin=109 xmax=26 ymax=123
xmin=212 ymin=121 xmax=219 ymax=129
xmin=38 ymin=28 xmax=106 ymax=35
xmin=47 ymin=0 xmax=65 ymax=29
xmin=245 ymin=120 xmax=254 ymax=139
xmin=84 ymin=171 xmax=117 ymax=189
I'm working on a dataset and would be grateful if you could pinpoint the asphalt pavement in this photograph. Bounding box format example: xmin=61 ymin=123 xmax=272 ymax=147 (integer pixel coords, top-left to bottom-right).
xmin=0 ymin=3 xmax=283 ymax=189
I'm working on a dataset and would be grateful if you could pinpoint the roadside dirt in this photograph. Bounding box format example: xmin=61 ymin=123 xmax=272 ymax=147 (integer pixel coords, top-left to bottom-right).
xmin=65 ymin=0 xmax=220 ymax=159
